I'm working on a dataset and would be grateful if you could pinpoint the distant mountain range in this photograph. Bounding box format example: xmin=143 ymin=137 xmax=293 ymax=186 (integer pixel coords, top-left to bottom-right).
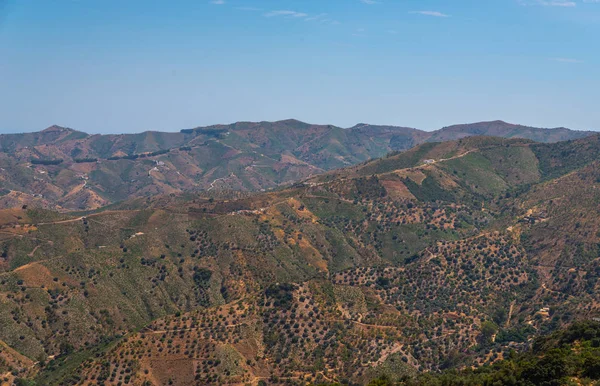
xmin=0 ymin=119 xmax=594 ymax=210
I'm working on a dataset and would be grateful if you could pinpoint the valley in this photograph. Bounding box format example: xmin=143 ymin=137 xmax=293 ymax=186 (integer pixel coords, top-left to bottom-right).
xmin=1 ymin=130 xmax=600 ymax=384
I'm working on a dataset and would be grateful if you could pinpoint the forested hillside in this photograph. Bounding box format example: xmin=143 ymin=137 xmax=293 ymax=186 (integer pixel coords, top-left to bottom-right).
xmin=1 ymin=133 xmax=600 ymax=384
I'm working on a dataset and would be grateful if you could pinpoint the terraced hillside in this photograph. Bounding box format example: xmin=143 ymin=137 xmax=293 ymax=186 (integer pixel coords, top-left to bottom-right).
xmin=0 ymin=120 xmax=592 ymax=211
xmin=1 ymin=134 xmax=600 ymax=385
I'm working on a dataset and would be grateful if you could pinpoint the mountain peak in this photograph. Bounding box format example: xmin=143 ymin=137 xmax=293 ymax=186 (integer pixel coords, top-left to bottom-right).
xmin=275 ymin=118 xmax=310 ymax=126
xmin=41 ymin=125 xmax=72 ymax=133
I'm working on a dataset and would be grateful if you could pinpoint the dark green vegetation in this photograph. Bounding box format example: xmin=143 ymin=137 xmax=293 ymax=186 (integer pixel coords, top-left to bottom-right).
xmin=0 ymin=120 xmax=592 ymax=211
xmin=30 ymin=159 xmax=63 ymax=166
xmin=0 ymin=131 xmax=600 ymax=384
xmin=338 ymin=321 xmax=600 ymax=386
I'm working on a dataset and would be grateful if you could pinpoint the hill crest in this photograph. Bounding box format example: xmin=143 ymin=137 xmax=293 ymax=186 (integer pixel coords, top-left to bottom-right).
xmin=0 ymin=119 xmax=595 ymax=211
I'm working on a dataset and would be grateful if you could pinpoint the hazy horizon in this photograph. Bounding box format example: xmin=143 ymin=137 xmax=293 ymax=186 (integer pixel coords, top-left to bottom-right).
xmin=0 ymin=118 xmax=596 ymax=136
xmin=0 ymin=118 xmax=600 ymax=135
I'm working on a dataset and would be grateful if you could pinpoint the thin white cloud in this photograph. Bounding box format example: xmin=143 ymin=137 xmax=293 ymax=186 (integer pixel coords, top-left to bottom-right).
xmin=304 ymin=13 xmax=340 ymax=25
xmin=264 ymin=10 xmax=308 ymax=18
xmin=551 ymin=57 xmax=584 ymax=63
xmin=352 ymin=28 xmax=367 ymax=37
xmin=411 ymin=11 xmax=450 ymax=17
xmin=540 ymin=0 xmax=576 ymax=6
xmin=519 ymin=0 xmax=576 ymax=6
xmin=236 ymin=6 xmax=261 ymax=11
xmin=360 ymin=0 xmax=380 ymax=4
xmin=210 ymin=0 xmax=225 ymax=4
xmin=305 ymin=13 xmax=328 ymax=21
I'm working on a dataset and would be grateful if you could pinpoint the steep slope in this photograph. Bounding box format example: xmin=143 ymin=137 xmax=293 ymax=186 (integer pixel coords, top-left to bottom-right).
xmin=0 ymin=120 xmax=417 ymax=211
xmin=354 ymin=321 xmax=600 ymax=386
xmin=0 ymin=126 xmax=89 ymax=153
xmin=309 ymin=136 xmax=542 ymax=202
xmin=312 ymin=134 xmax=600 ymax=195
xmin=57 ymin=231 xmax=533 ymax=385
xmin=0 ymin=120 xmax=593 ymax=211
xmin=428 ymin=120 xmax=594 ymax=143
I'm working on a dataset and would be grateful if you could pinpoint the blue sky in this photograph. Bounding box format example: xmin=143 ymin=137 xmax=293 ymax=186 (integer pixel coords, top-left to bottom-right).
xmin=0 ymin=0 xmax=598 ymax=134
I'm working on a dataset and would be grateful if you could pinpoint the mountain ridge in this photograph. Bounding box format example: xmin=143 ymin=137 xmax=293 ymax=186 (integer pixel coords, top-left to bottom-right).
xmin=3 ymin=118 xmax=592 ymax=137
xmin=0 ymin=119 xmax=595 ymax=211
